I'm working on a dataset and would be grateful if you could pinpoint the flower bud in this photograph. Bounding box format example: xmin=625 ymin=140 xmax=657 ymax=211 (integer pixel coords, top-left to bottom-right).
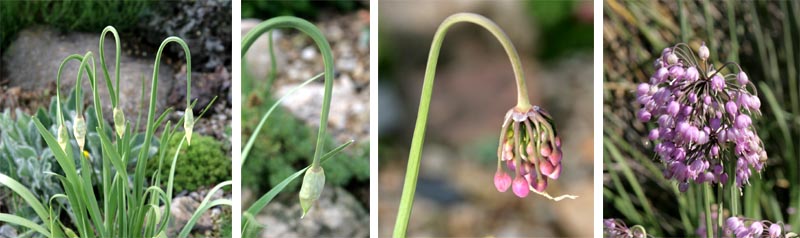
xmin=685 ymin=66 xmax=699 ymax=82
xmin=511 ymin=176 xmax=529 ymax=198
xmin=726 ymin=101 xmax=739 ymax=116
xmin=184 ymin=107 xmax=194 ymax=145
xmin=699 ymin=42 xmax=709 ymax=61
xmin=531 ymin=176 xmax=548 ymax=192
xmin=768 ymin=223 xmax=781 ymax=238
xmin=710 ymin=75 xmax=725 ymax=91
xmin=57 ymin=123 xmax=69 ymax=151
xmin=737 ymin=71 xmax=749 ymax=86
xmin=750 ymin=222 xmax=764 ymax=236
xmin=494 ymin=170 xmax=512 ymax=192
xmin=113 ymin=106 xmax=126 ymax=138
xmin=299 ymin=166 xmax=325 ymax=218
xmin=667 ymin=52 xmax=678 ymax=65
xmin=73 ymin=115 xmax=87 ymax=152
xmin=735 ymin=114 xmax=751 ymax=129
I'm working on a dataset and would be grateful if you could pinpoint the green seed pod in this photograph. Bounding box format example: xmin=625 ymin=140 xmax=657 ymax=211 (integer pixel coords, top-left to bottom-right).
xmin=184 ymin=107 xmax=194 ymax=145
xmin=299 ymin=166 xmax=325 ymax=218
xmin=113 ymin=106 xmax=126 ymax=138
xmin=57 ymin=123 xmax=69 ymax=151
xmin=73 ymin=115 xmax=86 ymax=152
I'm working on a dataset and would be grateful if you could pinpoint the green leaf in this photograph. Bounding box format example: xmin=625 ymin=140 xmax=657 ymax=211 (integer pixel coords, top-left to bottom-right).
xmin=0 ymin=213 xmax=51 ymax=237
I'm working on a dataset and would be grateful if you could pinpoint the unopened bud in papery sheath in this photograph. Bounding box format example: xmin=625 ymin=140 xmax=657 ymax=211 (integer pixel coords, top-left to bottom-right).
xmin=73 ymin=115 xmax=87 ymax=152
xmin=113 ymin=106 xmax=126 ymax=138
xmin=184 ymin=107 xmax=194 ymax=145
xmin=57 ymin=123 xmax=69 ymax=151
xmin=299 ymin=166 xmax=325 ymax=218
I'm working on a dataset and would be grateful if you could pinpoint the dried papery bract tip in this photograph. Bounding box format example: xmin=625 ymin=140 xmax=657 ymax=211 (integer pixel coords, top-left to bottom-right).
xmin=57 ymin=123 xmax=69 ymax=151
xmin=184 ymin=107 xmax=194 ymax=145
xmin=299 ymin=166 xmax=325 ymax=218
xmin=113 ymin=106 xmax=126 ymax=138
xmin=72 ymin=115 xmax=87 ymax=153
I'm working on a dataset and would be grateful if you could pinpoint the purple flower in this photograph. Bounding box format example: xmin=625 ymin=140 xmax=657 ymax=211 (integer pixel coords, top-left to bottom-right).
xmin=724 ymin=216 xmax=787 ymax=238
xmin=496 ymin=106 xmax=562 ymax=198
xmin=737 ymin=71 xmax=749 ymax=85
xmin=768 ymin=223 xmax=781 ymax=238
xmin=603 ymin=219 xmax=647 ymax=238
xmin=636 ymin=42 xmax=766 ymax=190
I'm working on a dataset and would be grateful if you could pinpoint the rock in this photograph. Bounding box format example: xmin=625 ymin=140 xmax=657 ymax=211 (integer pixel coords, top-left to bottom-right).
xmin=170 ymin=65 xmax=231 ymax=113
xmin=300 ymin=47 xmax=317 ymax=61
xmin=167 ymin=195 xmax=215 ymax=237
xmin=2 ymin=26 xmax=175 ymax=127
xmin=257 ymin=187 xmax=369 ymax=238
xmin=241 ymin=19 xmax=287 ymax=81
xmin=0 ymin=224 xmax=17 ymax=238
xmin=274 ymin=74 xmax=369 ymax=143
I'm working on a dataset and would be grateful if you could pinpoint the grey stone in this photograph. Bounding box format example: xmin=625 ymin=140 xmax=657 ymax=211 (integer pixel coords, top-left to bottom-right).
xmin=2 ymin=26 xmax=175 ymax=128
xmin=256 ymin=187 xmax=368 ymax=238
xmin=0 ymin=224 xmax=17 ymax=238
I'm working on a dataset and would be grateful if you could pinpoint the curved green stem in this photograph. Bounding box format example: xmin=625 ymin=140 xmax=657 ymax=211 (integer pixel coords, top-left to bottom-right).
xmin=134 ymin=37 xmax=191 ymax=206
xmin=99 ymin=26 xmax=121 ymax=107
xmin=55 ymin=54 xmax=92 ymax=125
xmin=242 ymin=16 xmax=335 ymax=169
xmin=393 ymin=12 xmax=532 ymax=237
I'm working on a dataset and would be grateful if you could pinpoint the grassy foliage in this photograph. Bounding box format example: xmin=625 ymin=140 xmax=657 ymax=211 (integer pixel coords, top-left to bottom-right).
xmin=0 ymin=0 xmax=147 ymax=48
xmin=604 ymin=1 xmax=800 ymax=236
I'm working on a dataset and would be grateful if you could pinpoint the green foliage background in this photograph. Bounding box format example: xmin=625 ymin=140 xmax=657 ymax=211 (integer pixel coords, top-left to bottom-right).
xmin=0 ymin=0 xmax=148 ymax=49
xmin=148 ymin=132 xmax=231 ymax=193
xmin=241 ymin=64 xmax=369 ymax=196
xmin=241 ymin=0 xmax=362 ymax=20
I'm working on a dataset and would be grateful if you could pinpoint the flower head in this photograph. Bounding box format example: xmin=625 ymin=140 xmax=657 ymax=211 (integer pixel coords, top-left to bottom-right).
xmin=496 ymin=106 xmax=561 ymax=198
xmin=723 ymin=216 xmax=789 ymax=238
xmin=604 ymin=218 xmax=648 ymax=238
xmin=637 ymin=42 xmax=766 ymax=189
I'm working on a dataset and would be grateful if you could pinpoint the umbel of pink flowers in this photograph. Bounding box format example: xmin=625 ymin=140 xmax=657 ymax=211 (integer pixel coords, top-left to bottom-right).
xmin=636 ymin=42 xmax=766 ymax=191
xmin=493 ymin=106 xmax=563 ymax=198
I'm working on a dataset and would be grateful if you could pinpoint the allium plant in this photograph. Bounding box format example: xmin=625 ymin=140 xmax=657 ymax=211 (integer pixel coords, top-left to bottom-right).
xmin=0 ymin=26 xmax=230 ymax=238
xmin=392 ymin=13 xmax=576 ymax=237
xmin=636 ymin=42 xmax=766 ymax=191
xmin=723 ymin=216 xmax=796 ymax=238
xmin=239 ymin=16 xmax=354 ymax=236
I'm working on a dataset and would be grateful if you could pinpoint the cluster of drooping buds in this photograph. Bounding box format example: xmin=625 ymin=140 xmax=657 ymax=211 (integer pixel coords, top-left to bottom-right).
xmin=724 ymin=216 xmax=789 ymax=238
xmin=493 ymin=106 xmax=562 ymax=198
xmin=636 ymin=42 xmax=766 ymax=190
xmin=604 ymin=219 xmax=648 ymax=238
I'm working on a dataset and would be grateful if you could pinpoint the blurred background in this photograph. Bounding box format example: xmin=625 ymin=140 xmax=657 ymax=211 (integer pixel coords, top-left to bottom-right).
xmin=239 ymin=1 xmax=370 ymax=237
xmin=378 ymin=0 xmax=594 ymax=237
xmin=0 ymin=1 xmax=232 ymax=237
xmin=604 ymin=0 xmax=800 ymax=236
